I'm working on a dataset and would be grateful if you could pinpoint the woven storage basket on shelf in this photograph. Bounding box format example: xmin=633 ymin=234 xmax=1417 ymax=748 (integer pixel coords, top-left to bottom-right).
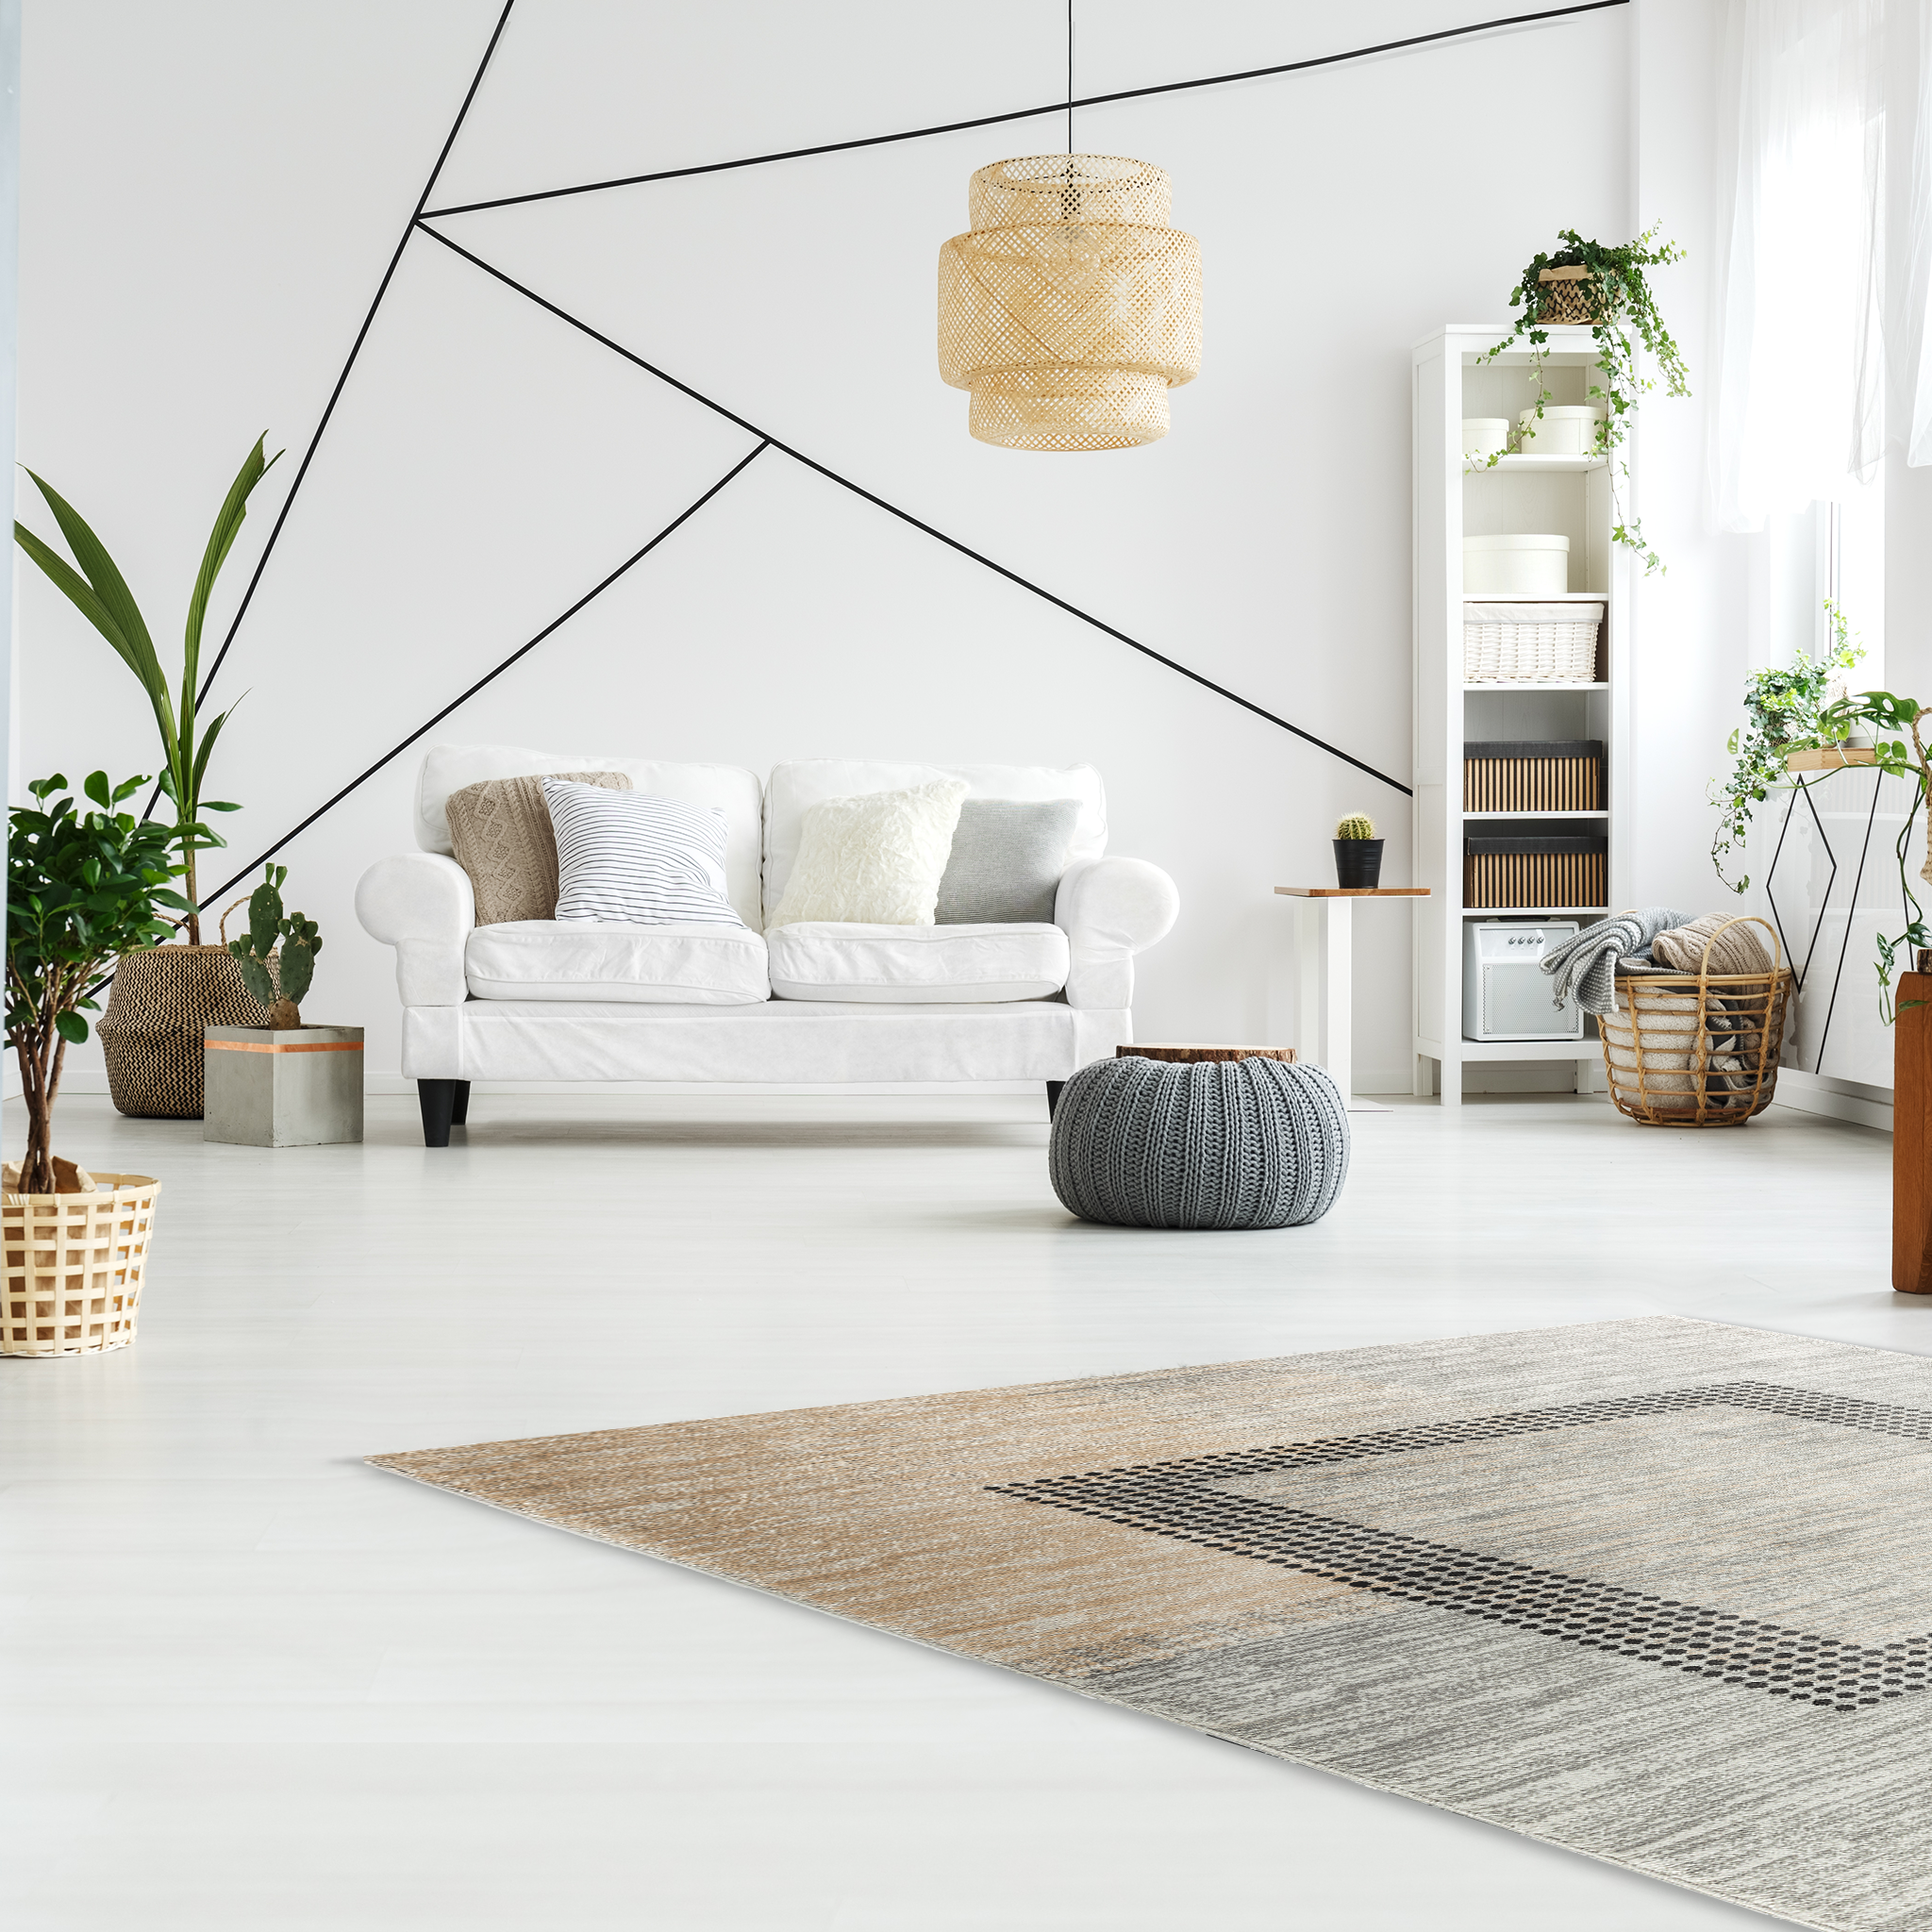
xmin=1463 ymin=603 xmax=1602 ymax=681
xmin=1 ymin=1174 xmax=160 ymax=1357
xmin=1600 ymin=917 xmax=1793 ymax=1127
xmin=1464 ymin=833 xmax=1607 ymax=909
xmin=1464 ymin=741 xmax=1605 ymax=812
xmin=1534 ymin=266 xmax=1604 ymax=324
xmin=97 ymin=944 xmax=275 ymax=1120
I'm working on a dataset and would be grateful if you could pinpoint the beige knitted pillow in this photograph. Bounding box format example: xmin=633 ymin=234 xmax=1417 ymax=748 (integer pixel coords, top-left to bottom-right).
xmin=445 ymin=771 xmax=631 ymax=925
xmin=1651 ymin=914 xmax=1774 ymax=976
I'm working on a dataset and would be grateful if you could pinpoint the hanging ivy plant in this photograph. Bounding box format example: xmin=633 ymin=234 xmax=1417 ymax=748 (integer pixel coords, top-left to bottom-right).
xmin=1707 ymin=603 xmax=1863 ymax=893
xmin=1482 ymin=225 xmax=1690 ymax=575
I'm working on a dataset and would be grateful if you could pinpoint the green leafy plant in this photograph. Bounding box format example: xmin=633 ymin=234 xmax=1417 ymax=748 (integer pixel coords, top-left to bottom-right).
xmin=1335 ymin=814 xmax=1377 ymax=840
xmin=13 ymin=437 xmax=283 ymax=942
xmin=1707 ymin=602 xmax=1864 ymax=892
xmin=7 ymin=774 xmax=198 ymax=1193
xmin=226 ymin=864 xmax=322 ymax=1029
xmin=1482 ymin=225 xmax=1690 ymax=574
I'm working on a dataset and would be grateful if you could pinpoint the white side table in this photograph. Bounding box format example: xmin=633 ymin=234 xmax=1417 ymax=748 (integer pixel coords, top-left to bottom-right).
xmin=1274 ymin=888 xmax=1430 ymax=1110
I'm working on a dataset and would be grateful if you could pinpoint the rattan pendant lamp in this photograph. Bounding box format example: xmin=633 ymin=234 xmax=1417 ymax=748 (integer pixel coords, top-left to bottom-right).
xmin=937 ymin=7 xmax=1202 ymax=450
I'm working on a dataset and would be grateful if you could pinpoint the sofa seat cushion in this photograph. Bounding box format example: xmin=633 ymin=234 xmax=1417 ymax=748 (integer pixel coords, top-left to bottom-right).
xmin=465 ymin=921 xmax=770 ymax=1006
xmin=766 ymin=922 xmax=1069 ymax=1004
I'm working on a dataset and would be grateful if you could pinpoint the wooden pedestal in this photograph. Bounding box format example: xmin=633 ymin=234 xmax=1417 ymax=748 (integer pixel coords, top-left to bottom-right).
xmin=1894 ymin=974 xmax=1932 ymax=1292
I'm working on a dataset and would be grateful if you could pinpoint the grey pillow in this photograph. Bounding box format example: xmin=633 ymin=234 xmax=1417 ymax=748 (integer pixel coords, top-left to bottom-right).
xmin=935 ymin=798 xmax=1081 ymax=924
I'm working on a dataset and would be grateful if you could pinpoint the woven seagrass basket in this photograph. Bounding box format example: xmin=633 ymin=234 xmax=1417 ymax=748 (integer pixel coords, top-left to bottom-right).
xmin=97 ymin=944 xmax=275 ymax=1119
xmin=1535 ymin=265 xmax=1605 ymax=325
xmin=1 ymin=1174 xmax=160 ymax=1357
xmin=1600 ymin=916 xmax=1793 ymax=1127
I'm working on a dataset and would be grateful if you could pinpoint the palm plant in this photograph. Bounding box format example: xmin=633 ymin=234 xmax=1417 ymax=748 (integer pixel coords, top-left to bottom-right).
xmin=13 ymin=437 xmax=282 ymax=942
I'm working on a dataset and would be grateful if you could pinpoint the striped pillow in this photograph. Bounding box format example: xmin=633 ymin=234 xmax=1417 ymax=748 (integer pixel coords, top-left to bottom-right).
xmin=542 ymin=779 xmax=744 ymax=928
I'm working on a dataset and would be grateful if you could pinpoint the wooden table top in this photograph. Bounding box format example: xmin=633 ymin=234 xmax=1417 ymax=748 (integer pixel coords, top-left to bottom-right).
xmin=1274 ymin=887 xmax=1431 ymax=898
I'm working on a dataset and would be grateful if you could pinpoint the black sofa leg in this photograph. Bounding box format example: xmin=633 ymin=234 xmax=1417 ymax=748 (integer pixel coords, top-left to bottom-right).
xmin=1046 ymin=1080 xmax=1065 ymax=1122
xmin=449 ymin=1079 xmax=471 ymax=1125
xmin=418 ymin=1079 xmax=459 ymax=1147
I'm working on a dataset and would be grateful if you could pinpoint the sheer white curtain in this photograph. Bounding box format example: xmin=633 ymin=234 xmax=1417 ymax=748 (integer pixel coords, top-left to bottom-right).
xmin=1715 ymin=0 xmax=1887 ymax=528
xmin=1905 ymin=0 xmax=1932 ymax=462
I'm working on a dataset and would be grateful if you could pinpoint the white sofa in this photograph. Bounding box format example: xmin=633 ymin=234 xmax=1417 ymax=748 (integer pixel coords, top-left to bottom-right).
xmin=356 ymin=747 xmax=1180 ymax=1143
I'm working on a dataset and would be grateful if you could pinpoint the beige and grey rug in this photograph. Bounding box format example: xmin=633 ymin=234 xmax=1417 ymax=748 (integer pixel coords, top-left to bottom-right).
xmin=372 ymin=1318 xmax=1932 ymax=1931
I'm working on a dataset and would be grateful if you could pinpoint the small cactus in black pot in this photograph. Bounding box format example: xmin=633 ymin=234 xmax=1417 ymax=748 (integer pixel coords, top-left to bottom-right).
xmin=227 ymin=864 xmax=322 ymax=1029
xmin=1333 ymin=813 xmax=1385 ymax=890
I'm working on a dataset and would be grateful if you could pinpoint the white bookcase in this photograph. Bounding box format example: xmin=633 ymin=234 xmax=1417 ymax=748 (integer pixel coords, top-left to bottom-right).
xmin=1411 ymin=324 xmax=1633 ymax=1105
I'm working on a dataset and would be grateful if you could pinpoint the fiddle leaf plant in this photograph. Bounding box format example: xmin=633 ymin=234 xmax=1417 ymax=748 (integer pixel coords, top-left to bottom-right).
xmin=6 ymin=774 xmax=199 ymax=1194
xmin=226 ymin=864 xmax=322 ymax=1029
xmin=13 ymin=436 xmax=283 ymax=942
xmin=1482 ymin=225 xmax=1690 ymax=575
xmin=1708 ymin=602 xmax=1864 ymax=892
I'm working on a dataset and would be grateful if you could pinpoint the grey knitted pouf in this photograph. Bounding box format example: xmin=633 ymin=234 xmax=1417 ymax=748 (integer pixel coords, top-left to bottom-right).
xmin=1049 ymin=1055 xmax=1350 ymax=1230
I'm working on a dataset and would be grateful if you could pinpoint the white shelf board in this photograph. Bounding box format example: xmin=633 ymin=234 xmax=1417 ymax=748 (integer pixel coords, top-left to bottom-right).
xmin=1462 ymin=455 xmax=1607 ymax=475
xmin=1461 ymin=906 xmax=1609 ymax=918
xmin=1460 ymin=591 xmax=1606 ymax=602
xmin=1462 ymin=810 xmax=1608 ymax=820
xmin=1457 ymin=1038 xmax=1600 ymax=1061
xmin=1464 ymin=681 xmax=1608 ymax=692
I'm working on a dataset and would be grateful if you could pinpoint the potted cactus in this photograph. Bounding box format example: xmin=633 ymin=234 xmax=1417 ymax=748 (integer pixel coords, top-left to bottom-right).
xmin=1334 ymin=814 xmax=1384 ymax=890
xmin=202 ymin=867 xmax=363 ymax=1148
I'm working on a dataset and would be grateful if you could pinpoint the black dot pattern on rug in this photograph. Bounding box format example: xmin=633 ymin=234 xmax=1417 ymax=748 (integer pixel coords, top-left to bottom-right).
xmin=988 ymin=1380 xmax=1932 ymax=1713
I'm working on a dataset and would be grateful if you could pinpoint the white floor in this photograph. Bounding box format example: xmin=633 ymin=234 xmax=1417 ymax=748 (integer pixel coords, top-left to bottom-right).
xmin=2 ymin=1087 xmax=1914 ymax=1932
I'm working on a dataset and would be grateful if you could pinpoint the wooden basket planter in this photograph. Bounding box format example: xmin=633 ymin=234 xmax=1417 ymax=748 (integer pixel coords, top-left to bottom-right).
xmin=1601 ymin=918 xmax=1793 ymax=1126
xmin=1 ymin=1174 xmax=161 ymax=1357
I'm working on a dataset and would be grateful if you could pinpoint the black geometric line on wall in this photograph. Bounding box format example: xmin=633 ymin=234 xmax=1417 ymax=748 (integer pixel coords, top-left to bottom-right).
xmin=1764 ymin=769 xmax=1922 ymax=1078
xmin=1764 ymin=776 xmax=1835 ymax=995
xmin=421 ymin=0 xmax=1633 ymax=220
xmin=1813 ymin=770 xmax=1886 ymax=1074
xmin=198 ymin=441 xmax=769 ymax=910
xmin=182 ymin=0 xmax=1635 ymax=889
xmin=412 ymin=222 xmax=1412 ymax=799
xmin=195 ymin=0 xmax=519 ymax=705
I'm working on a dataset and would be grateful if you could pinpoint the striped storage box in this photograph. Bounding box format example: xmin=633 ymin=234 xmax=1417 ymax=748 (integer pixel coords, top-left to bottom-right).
xmin=1463 ymin=602 xmax=1603 ymax=682
xmin=1464 ymin=832 xmax=1607 ymax=909
xmin=1464 ymin=741 xmax=1605 ymax=812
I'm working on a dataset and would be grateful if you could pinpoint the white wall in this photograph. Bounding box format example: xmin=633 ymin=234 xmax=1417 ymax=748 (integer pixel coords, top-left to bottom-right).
xmin=19 ymin=0 xmax=1639 ymax=1094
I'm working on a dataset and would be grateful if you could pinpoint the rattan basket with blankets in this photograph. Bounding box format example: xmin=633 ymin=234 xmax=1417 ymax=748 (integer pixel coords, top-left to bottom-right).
xmin=1601 ymin=914 xmax=1793 ymax=1127
xmin=97 ymin=944 xmax=275 ymax=1119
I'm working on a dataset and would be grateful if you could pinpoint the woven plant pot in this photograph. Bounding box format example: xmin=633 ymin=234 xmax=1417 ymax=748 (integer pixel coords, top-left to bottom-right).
xmin=1534 ymin=266 xmax=1605 ymax=325
xmin=1 ymin=1174 xmax=160 ymax=1357
xmin=97 ymin=945 xmax=275 ymax=1120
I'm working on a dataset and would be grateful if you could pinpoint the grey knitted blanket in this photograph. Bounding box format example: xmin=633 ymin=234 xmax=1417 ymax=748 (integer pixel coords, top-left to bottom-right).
xmin=1539 ymin=908 xmax=1690 ymax=1017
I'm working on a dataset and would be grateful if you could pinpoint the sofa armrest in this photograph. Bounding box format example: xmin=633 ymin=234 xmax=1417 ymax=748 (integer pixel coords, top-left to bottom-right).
xmin=355 ymin=853 xmax=474 ymax=1008
xmin=1055 ymin=856 xmax=1179 ymax=1010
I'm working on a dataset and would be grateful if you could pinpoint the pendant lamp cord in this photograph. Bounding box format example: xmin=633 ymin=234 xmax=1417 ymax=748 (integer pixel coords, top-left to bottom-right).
xmin=1066 ymin=0 xmax=1074 ymax=151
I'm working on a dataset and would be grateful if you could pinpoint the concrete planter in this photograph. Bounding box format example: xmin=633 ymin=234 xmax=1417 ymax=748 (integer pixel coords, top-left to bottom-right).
xmin=203 ymin=1026 xmax=364 ymax=1148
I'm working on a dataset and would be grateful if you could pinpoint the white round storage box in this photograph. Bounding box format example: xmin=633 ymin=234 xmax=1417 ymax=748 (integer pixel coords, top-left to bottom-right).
xmin=1518 ymin=405 xmax=1606 ymax=456
xmin=1461 ymin=417 xmax=1509 ymax=458
xmin=1463 ymin=534 xmax=1570 ymax=595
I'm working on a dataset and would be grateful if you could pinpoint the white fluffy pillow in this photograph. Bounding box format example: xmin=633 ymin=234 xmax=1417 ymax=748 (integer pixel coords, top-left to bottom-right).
xmin=768 ymin=780 xmax=969 ymax=928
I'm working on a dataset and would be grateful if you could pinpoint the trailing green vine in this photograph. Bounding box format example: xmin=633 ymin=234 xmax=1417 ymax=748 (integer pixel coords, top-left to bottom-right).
xmin=1483 ymin=225 xmax=1690 ymax=575
xmin=1707 ymin=603 xmax=1863 ymax=893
